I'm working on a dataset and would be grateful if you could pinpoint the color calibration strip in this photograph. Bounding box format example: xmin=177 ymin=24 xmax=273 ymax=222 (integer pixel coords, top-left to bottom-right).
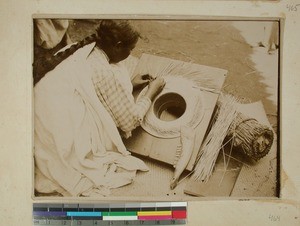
xmin=33 ymin=202 xmax=187 ymax=225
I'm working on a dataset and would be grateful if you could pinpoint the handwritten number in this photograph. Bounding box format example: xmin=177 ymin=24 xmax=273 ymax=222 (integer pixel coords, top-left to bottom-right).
xmin=286 ymin=4 xmax=300 ymax=12
xmin=269 ymin=214 xmax=280 ymax=222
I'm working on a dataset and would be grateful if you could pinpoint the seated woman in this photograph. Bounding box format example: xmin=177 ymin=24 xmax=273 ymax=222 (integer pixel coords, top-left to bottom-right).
xmin=34 ymin=20 xmax=165 ymax=197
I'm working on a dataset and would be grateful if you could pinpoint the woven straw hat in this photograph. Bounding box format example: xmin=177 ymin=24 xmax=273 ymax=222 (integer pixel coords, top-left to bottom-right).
xmin=138 ymin=76 xmax=205 ymax=138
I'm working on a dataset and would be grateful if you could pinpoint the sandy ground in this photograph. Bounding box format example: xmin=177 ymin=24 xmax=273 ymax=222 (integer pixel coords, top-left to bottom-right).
xmin=232 ymin=21 xmax=279 ymax=109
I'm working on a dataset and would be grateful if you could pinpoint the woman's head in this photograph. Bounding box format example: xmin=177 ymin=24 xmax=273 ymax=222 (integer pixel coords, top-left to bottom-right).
xmin=96 ymin=20 xmax=140 ymax=63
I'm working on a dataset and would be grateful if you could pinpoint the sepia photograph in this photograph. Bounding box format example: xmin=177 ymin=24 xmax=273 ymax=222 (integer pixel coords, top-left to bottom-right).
xmin=32 ymin=18 xmax=280 ymax=199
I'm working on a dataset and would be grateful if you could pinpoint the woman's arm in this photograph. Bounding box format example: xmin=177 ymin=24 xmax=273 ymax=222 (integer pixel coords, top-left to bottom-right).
xmin=92 ymin=69 xmax=165 ymax=137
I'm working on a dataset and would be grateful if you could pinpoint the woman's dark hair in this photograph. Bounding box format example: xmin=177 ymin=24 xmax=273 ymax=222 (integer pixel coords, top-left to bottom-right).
xmin=96 ymin=20 xmax=140 ymax=48
xmin=33 ymin=19 xmax=140 ymax=86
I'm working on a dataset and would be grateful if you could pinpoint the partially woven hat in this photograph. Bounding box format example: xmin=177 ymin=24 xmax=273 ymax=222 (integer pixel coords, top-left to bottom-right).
xmin=138 ymin=76 xmax=205 ymax=138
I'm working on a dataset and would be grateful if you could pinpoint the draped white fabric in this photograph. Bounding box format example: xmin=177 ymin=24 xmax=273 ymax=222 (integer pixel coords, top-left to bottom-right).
xmin=34 ymin=43 xmax=148 ymax=197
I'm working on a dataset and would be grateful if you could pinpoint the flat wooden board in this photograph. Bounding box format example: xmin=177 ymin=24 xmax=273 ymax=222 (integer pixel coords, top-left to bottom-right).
xmin=184 ymin=150 xmax=243 ymax=197
xmin=124 ymin=54 xmax=227 ymax=171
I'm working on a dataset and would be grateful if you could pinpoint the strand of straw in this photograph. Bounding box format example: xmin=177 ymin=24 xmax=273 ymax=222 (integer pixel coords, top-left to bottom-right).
xmin=221 ymin=146 xmax=227 ymax=172
xmin=218 ymin=129 xmax=235 ymax=186
xmin=224 ymin=153 xmax=250 ymax=167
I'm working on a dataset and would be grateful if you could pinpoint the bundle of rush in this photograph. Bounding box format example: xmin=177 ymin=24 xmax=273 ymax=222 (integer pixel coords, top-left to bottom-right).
xmin=226 ymin=112 xmax=274 ymax=161
xmin=191 ymin=94 xmax=238 ymax=182
xmin=191 ymin=94 xmax=274 ymax=182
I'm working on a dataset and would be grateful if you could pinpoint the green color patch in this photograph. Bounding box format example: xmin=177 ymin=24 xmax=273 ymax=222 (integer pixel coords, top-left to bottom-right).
xmin=102 ymin=211 xmax=137 ymax=216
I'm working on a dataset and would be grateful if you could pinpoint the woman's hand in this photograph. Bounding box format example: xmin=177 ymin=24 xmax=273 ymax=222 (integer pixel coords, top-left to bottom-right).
xmin=145 ymin=77 xmax=166 ymax=101
xmin=132 ymin=74 xmax=154 ymax=90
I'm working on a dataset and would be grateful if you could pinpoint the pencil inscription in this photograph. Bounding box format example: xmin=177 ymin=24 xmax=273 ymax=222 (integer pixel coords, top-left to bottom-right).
xmin=286 ymin=4 xmax=300 ymax=12
xmin=269 ymin=214 xmax=280 ymax=222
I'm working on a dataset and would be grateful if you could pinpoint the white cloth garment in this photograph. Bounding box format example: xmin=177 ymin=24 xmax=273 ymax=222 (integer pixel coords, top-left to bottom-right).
xmin=34 ymin=43 xmax=149 ymax=197
xmin=35 ymin=19 xmax=69 ymax=49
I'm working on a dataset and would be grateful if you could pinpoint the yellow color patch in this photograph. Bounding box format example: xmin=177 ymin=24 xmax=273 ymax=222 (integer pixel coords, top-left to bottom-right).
xmin=137 ymin=211 xmax=172 ymax=216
